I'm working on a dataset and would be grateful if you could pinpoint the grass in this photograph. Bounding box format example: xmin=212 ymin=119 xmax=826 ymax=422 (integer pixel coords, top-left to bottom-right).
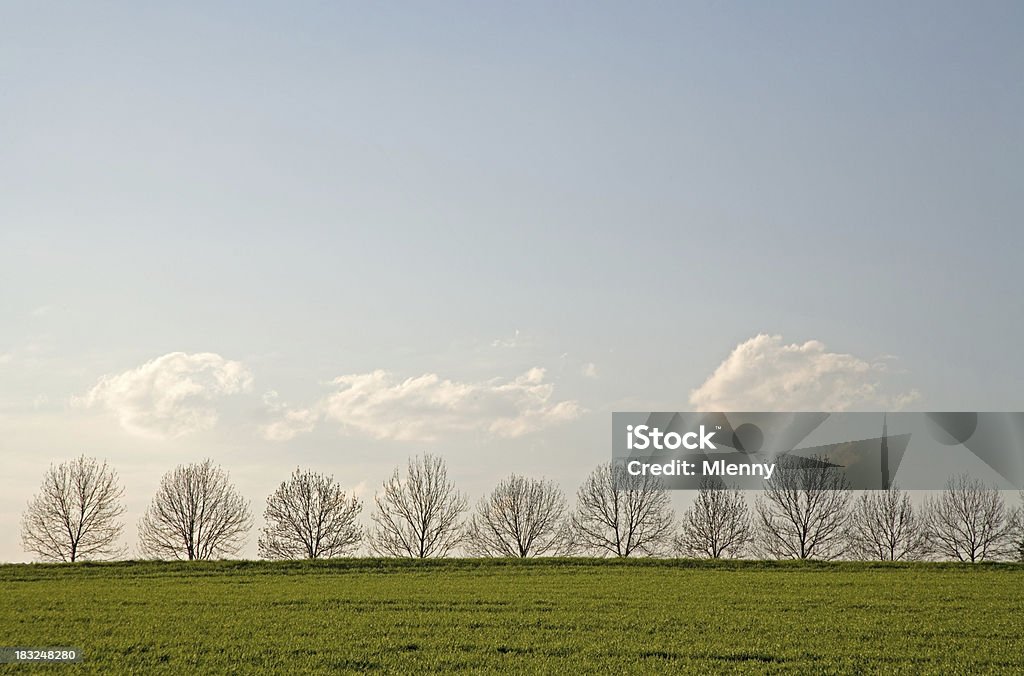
xmin=1 ymin=558 xmax=1023 ymax=673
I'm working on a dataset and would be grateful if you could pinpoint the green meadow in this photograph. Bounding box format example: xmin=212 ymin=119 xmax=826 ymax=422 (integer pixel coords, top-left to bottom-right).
xmin=1 ymin=559 xmax=1022 ymax=674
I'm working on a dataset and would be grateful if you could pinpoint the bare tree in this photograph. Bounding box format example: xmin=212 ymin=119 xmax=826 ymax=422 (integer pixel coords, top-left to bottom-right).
xmin=846 ymin=486 xmax=924 ymax=561
xmin=21 ymin=455 xmax=126 ymax=562
xmin=1014 ymin=491 xmax=1024 ymax=562
xmin=258 ymin=468 xmax=363 ymax=559
xmin=675 ymin=477 xmax=752 ymax=559
xmin=371 ymin=454 xmax=466 ymax=558
xmin=922 ymin=474 xmax=1014 ymax=562
xmin=570 ymin=462 xmax=675 ymax=557
xmin=756 ymin=455 xmax=851 ymax=560
xmin=465 ymin=475 xmax=569 ymax=557
xmin=138 ymin=459 xmax=253 ymax=560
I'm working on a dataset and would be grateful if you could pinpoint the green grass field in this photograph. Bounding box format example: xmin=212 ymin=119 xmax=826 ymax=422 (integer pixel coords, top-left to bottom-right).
xmin=1 ymin=559 xmax=1023 ymax=674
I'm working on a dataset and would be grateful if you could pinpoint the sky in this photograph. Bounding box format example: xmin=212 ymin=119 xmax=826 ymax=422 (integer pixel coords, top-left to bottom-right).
xmin=1 ymin=2 xmax=1022 ymax=562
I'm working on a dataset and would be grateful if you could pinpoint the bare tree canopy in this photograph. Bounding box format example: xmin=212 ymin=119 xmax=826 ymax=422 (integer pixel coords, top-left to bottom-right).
xmin=21 ymin=455 xmax=126 ymax=562
xmin=371 ymin=454 xmax=466 ymax=558
xmin=258 ymin=468 xmax=363 ymax=560
xmin=922 ymin=474 xmax=1014 ymax=562
xmin=756 ymin=455 xmax=851 ymax=560
xmin=846 ymin=486 xmax=924 ymax=561
xmin=675 ymin=477 xmax=752 ymax=559
xmin=138 ymin=459 xmax=252 ymax=560
xmin=570 ymin=462 xmax=675 ymax=557
xmin=465 ymin=475 xmax=568 ymax=557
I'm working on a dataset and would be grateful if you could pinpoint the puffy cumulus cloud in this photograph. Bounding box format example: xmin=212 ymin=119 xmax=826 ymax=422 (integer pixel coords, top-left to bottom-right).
xmin=581 ymin=362 xmax=599 ymax=379
xmin=313 ymin=367 xmax=583 ymax=442
xmin=689 ymin=334 xmax=919 ymax=412
xmin=77 ymin=352 xmax=253 ymax=439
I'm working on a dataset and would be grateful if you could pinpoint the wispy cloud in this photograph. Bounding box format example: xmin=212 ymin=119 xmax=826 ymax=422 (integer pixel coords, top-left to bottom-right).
xmin=76 ymin=352 xmax=253 ymax=439
xmin=347 ymin=480 xmax=368 ymax=499
xmin=491 ymin=329 xmax=523 ymax=349
xmin=259 ymin=390 xmax=319 ymax=442
xmin=689 ymin=334 xmax=919 ymax=412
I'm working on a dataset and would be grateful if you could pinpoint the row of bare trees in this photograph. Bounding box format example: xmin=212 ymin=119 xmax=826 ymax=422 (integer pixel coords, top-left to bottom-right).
xmin=19 ymin=454 xmax=1024 ymax=563
xmin=678 ymin=459 xmax=1023 ymax=562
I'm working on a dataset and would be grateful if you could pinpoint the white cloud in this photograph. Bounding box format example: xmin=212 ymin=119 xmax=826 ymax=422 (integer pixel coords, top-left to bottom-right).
xmin=347 ymin=481 xmax=368 ymax=499
xmin=491 ymin=329 xmax=522 ymax=349
xmin=260 ymin=408 xmax=319 ymax=442
xmin=259 ymin=391 xmax=319 ymax=442
xmin=264 ymin=367 xmax=582 ymax=443
xmin=689 ymin=334 xmax=919 ymax=412
xmin=77 ymin=352 xmax=253 ymax=439
xmin=581 ymin=362 xmax=599 ymax=379
xmin=0 ymin=352 xmax=12 ymax=366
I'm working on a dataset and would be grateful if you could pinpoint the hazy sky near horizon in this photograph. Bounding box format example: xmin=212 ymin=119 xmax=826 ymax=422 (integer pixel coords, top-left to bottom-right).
xmin=2 ymin=2 xmax=1022 ymax=561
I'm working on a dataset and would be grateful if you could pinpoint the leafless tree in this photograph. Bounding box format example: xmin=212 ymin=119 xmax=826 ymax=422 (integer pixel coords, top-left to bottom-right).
xmin=465 ymin=475 xmax=569 ymax=557
xmin=922 ymin=474 xmax=1015 ymax=562
xmin=258 ymin=468 xmax=363 ymax=559
xmin=371 ymin=454 xmax=466 ymax=558
xmin=570 ymin=462 xmax=675 ymax=557
xmin=846 ymin=486 xmax=925 ymax=561
xmin=1014 ymin=491 xmax=1024 ymax=562
xmin=674 ymin=477 xmax=752 ymax=559
xmin=21 ymin=455 xmax=126 ymax=562
xmin=756 ymin=455 xmax=851 ymax=560
xmin=138 ymin=459 xmax=253 ymax=560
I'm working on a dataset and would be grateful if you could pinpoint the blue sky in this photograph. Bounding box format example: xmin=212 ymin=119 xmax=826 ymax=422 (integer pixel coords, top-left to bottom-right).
xmin=1 ymin=2 xmax=1022 ymax=561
